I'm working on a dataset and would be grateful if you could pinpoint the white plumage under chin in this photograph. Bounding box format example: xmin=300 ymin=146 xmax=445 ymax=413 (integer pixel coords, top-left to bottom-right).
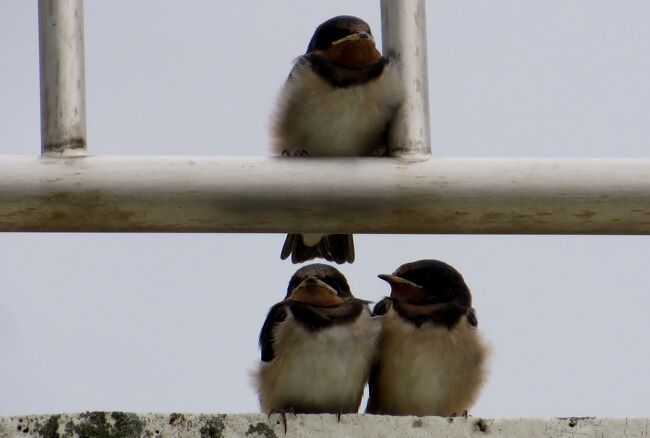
xmin=368 ymin=307 xmax=489 ymax=416
xmin=271 ymin=61 xmax=403 ymax=157
xmin=253 ymin=308 xmax=380 ymax=414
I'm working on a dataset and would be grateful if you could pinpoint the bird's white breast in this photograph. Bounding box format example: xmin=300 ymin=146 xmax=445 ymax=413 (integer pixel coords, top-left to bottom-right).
xmin=271 ymin=62 xmax=403 ymax=156
xmin=254 ymin=308 xmax=380 ymax=413
xmin=371 ymin=308 xmax=489 ymax=416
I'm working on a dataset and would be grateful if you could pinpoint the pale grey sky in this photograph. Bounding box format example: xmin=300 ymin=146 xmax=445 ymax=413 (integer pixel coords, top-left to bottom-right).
xmin=1 ymin=1 xmax=649 ymax=417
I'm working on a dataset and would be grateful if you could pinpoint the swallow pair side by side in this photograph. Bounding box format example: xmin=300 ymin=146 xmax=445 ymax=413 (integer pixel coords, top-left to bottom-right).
xmin=252 ymin=260 xmax=489 ymax=417
xmin=272 ymin=16 xmax=404 ymax=265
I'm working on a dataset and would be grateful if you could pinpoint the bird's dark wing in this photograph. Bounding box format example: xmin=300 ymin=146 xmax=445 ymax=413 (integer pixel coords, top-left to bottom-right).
xmin=371 ymin=297 xmax=392 ymax=316
xmin=281 ymin=233 xmax=354 ymax=264
xmin=365 ymin=362 xmax=381 ymax=414
xmin=286 ymin=56 xmax=311 ymax=82
xmin=467 ymin=307 xmax=478 ymax=328
xmin=259 ymin=302 xmax=288 ymax=362
xmin=281 ymin=233 xmax=323 ymax=263
xmin=322 ymin=234 xmax=355 ymax=264
xmin=365 ymin=297 xmax=386 ymax=415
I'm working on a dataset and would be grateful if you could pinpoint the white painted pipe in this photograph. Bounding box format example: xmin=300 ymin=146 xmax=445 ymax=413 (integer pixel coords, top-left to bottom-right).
xmin=381 ymin=0 xmax=431 ymax=157
xmin=38 ymin=0 xmax=87 ymax=157
xmin=0 ymin=156 xmax=649 ymax=233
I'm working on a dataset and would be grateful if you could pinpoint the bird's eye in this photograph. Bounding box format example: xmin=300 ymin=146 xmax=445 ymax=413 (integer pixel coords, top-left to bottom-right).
xmin=286 ymin=277 xmax=302 ymax=296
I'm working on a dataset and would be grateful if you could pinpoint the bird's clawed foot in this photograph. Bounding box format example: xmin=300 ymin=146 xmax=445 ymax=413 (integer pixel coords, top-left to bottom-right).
xmin=449 ymin=410 xmax=469 ymax=419
xmin=268 ymin=407 xmax=295 ymax=433
xmin=281 ymin=148 xmax=310 ymax=157
xmin=370 ymin=146 xmax=387 ymax=157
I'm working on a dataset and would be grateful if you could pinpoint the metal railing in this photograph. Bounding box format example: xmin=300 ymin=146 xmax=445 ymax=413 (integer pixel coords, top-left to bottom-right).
xmin=38 ymin=0 xmax=87 ymax=157
xmin=0 ymin=0 xmax=648 ymax=234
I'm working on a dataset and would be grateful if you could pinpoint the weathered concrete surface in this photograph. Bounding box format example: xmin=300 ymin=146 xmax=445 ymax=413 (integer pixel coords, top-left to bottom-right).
xmin=0 ymin=413 xmax=649 ymax=438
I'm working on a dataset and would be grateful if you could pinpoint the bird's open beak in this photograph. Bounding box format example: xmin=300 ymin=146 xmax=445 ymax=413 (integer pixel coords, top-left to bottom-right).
xmin=289 ymin=276 xmax=344 ymax=307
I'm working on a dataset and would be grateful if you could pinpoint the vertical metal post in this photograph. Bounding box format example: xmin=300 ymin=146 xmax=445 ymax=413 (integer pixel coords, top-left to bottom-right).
xmin=38 ymin=0 xmax=87 ymax=157
xmin=381 ymin=0 xmax=431 ymax=158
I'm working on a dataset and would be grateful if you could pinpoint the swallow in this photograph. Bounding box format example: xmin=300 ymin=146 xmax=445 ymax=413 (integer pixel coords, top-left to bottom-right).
xmin=253 ymin=263 xmax=380 ymax=416
xmin=366 ymin=259 xmax=489 ymax=416
xmin=272 ymin=15 xmax=403 ymax=264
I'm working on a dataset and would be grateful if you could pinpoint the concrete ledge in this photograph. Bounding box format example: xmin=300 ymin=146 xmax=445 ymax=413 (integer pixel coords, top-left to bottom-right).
xmin=1 ymin=413 xmax=649 ymax=438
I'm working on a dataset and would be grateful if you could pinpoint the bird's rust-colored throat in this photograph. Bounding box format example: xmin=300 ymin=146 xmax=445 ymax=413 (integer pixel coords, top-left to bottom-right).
xmin=322 ymin=39 xmax=382 ymax=69
xmin=288 ymin=283 xmax=344 ymax=307
xmin=389 ymin=285 xmax=431 ymax=304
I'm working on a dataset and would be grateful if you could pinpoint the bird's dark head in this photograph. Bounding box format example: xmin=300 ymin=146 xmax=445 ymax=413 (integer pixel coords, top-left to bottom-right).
xmin=378 ymin=259 xmax=472 ymax=307
xmin=286 ymin=263 xmax=353 ymax=307
xmin=306 ymin=15 xmax=382 ymax=69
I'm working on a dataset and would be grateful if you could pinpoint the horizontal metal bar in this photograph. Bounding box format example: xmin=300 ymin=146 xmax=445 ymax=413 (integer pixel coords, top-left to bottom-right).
xmin=0 ymin=156 xmax=649 ymax=234
xmin=38 ymin=0 xmax=87 ymax=156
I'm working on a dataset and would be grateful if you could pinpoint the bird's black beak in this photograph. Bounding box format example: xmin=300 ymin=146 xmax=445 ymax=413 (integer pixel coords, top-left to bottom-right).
xmin=378 ymin=274 xmax=427 ymax=303
xmin=378 ymin=274 xmax=422 ymax=288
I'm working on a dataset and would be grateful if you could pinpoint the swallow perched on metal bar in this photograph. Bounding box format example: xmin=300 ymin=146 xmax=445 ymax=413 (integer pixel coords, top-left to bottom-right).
xmin=272 ymin=15 xmax=403 ymax=264
xmin=253 ymin=264 xmax=380 ymax=416
xmin=366 ymin=259 xmax=489 ymax=416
